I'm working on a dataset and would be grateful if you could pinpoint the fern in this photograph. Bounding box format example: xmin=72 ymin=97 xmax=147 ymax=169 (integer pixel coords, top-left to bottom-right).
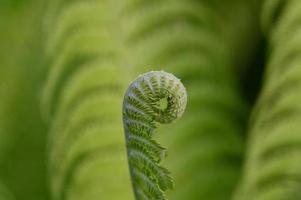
xmin=120 ymin=1 xmax=257 ymax=199
xmin=233 ymin=1 xmax=301 ymax=199
xmin=43 ymin=1 xmax=134 ymax=199
xmin=123 ymin=71 xmax=187 ymax=199
xmin=0 ymin=0 xmax=265 ymax=200
xmin=42 ymin=0 xmax=259 ymax=199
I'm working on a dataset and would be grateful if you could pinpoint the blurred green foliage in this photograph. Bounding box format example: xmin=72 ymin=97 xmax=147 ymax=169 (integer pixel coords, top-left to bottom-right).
xmin=1 ymin=0 xmax=301 ymax=200
xmin=0 ymin=0 xmax=49 ymax=199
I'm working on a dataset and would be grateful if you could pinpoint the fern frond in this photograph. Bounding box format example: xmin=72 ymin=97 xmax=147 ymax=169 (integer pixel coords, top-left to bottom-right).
xmin=43 ymin=0 xmax=258 ymax=199
xmin=120 ymin=1 xmax=257 ymax=199
xmin=233 ymin=1 xmax=301 ymax=199
xmin=123 ymin=71 xmax=187 ymax=200
xmin=43 ymin=1 xmax=134 ymax=200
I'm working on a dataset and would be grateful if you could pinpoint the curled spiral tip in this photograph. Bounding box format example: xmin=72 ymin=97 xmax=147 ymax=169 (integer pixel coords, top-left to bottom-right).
xmin=123 ymin=71 xmax=187 ymax=199
xmin=124 ymin=71 xmax=187 ymax=124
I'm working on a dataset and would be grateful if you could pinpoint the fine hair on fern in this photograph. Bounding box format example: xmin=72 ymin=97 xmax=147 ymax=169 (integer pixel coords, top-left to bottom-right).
xmin=123 ymin=71 xmax=187 ymax=200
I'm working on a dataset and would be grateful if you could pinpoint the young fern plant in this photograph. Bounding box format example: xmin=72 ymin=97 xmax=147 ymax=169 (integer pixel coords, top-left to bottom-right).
xmin=123 ymin=71 xmax=187 ymax=200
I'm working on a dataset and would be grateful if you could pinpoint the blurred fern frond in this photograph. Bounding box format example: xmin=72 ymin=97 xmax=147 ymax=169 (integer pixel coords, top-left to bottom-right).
xmin=42 ymin=1 xmax=134 ymax=200
xmin=233 ymin=1 xmax=301 ymax=199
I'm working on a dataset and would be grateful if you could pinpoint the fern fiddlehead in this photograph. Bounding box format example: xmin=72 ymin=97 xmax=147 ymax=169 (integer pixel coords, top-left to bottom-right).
xmin=123 ymin=71 xmax=187 ymax=200
xmin=42 ymin=0 xmax=258 ymax=199
xmin=119 ymin=1 xmax=258 ymax=199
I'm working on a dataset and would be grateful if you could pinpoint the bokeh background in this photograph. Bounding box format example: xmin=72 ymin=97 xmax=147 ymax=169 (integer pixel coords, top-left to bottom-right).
xmin=2 ymin=0 xmax=296 ymax=200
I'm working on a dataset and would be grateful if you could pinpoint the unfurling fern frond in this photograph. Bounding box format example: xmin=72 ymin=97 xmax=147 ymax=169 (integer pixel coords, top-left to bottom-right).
xmin=120 ymin=1 xmax=257 ymax=199
xmin=42 ymin=0 xmax=258 ymax=199
xmin=123 ymin=71 xmax=187 ymax=200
